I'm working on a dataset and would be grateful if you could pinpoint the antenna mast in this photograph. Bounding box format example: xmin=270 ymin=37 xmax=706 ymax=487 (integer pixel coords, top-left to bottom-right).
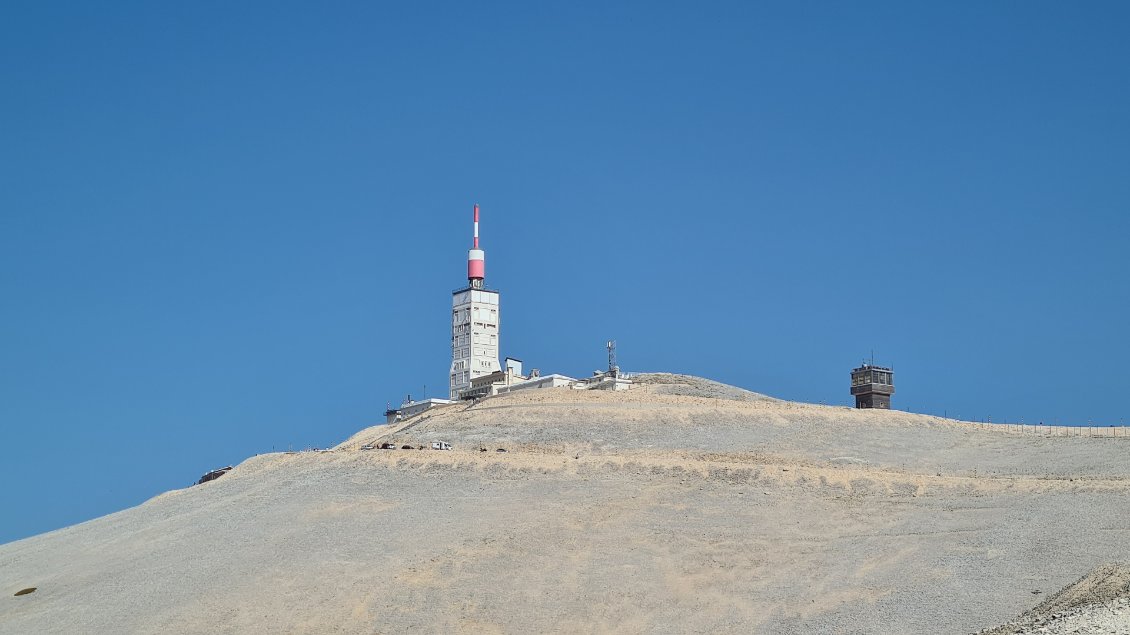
xmin=607 ymin=340 xmax=619 ymax=377
xmin=467 ymin=204 xmax=485 ymax=289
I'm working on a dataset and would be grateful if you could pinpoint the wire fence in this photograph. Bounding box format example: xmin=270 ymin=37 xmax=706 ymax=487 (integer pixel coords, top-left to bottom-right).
xmin=900 ymin=405 xmax=1127 ymax=438
xmin=941 ymin=420 xmax=1128 ymax=438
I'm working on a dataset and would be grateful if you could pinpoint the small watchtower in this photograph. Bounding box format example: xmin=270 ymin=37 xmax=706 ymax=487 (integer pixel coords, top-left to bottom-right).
xmin=850 ymin=363 xmax=894 ymax=409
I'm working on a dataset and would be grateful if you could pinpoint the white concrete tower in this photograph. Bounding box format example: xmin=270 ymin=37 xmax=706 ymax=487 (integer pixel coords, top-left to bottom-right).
xmin=449 ymin=204 xmax=501 ymax=399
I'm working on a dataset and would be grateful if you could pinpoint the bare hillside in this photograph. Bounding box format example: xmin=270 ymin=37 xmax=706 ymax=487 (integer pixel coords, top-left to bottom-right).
xmin=2 ymin=374 xmax=1128 ymax=634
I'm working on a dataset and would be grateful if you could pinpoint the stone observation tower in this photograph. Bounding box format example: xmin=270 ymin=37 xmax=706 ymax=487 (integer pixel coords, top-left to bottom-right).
xmin=850 ymin=363 xmax=894 ymax=409
xmin=449 ymin=204 xmax=502 ymax=399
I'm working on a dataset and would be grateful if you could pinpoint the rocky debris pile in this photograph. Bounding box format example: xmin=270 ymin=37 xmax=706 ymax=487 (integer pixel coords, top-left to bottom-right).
xmin=993 ymin=597 xmax=1130 ymax=634
xmin=979 ymin=564 xmax=1130 ymax=634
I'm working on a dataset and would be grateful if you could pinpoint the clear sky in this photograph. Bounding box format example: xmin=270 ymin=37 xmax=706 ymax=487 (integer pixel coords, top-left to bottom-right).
xmin=2 ymin=1 xmax=1128 ymax=544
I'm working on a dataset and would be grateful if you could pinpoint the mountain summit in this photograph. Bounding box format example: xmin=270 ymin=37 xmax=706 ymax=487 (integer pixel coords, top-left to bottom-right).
xmin=3 ymin=374 xmax=1128 ymax=633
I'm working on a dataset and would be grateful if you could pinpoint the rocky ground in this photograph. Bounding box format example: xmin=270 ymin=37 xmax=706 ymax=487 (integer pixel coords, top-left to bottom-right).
xmin=2 ymin=374 xmax=1128 ymax=634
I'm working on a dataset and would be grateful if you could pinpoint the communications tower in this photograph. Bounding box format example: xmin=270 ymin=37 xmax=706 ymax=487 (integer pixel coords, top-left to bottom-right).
xmin=449 ymin=204 xmax=501 ymax=399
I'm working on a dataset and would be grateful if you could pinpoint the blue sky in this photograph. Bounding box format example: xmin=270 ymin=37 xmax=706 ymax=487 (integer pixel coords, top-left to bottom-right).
xmin=2 ymin=1 xmax=1128 ymax=544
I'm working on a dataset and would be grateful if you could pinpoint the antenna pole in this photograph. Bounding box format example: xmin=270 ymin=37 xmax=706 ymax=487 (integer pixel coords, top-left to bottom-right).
xmin=467 ymin=204 xmax=485 ymax=289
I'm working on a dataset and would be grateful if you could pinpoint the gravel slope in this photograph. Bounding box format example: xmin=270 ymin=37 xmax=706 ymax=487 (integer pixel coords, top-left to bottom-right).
xmin=2 ymin=374 xmax=1128 ymax=634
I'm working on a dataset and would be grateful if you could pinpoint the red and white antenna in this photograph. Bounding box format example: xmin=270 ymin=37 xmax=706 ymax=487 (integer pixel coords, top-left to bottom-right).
xmin=467 ymin=204 xmax=485 ymax=287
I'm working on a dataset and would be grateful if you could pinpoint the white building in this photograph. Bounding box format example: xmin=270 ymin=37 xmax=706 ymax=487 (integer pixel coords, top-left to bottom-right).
xmin=385 ymin=397 xmax=454 ymax=424
xmin=496 ymin=373 xmax=577 ymax=394
xmin=575 ymin=375 xmax=633 ymax=391
xmin=459 ymin=364 xmax=522 ymax=400
xmin=449 ymin=205 xmax=502 ymax=399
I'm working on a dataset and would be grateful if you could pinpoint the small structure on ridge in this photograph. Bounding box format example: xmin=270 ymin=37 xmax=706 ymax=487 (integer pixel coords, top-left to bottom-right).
xmin=850 ymin=363 xmax=894 ymax=409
